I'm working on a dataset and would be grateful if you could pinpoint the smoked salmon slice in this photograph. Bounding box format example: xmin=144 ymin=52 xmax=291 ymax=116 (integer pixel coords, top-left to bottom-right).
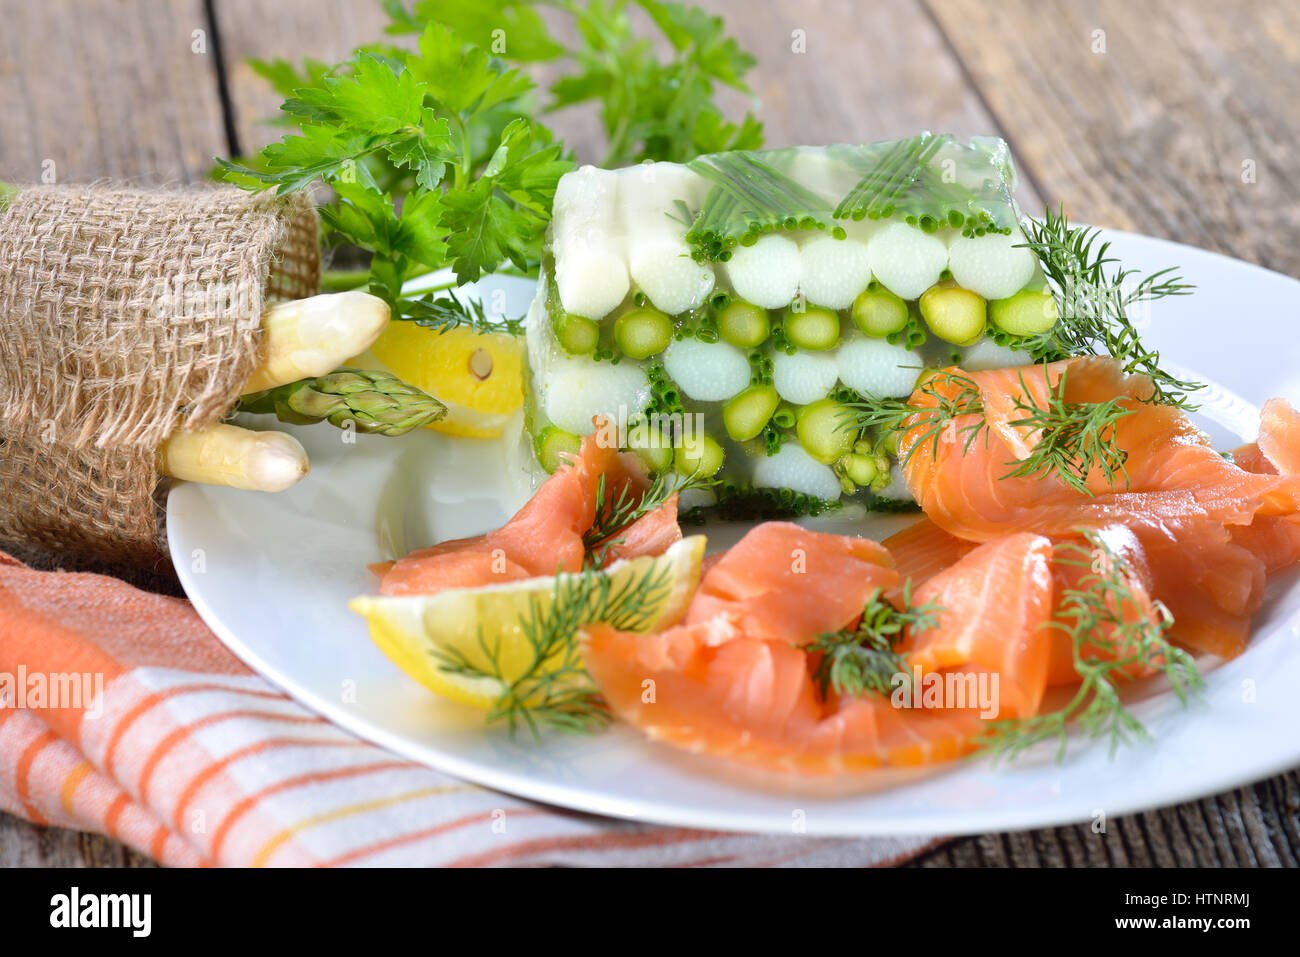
xmin=1229 ymin=398 xmax=1300 ymax=573
xmin=902 ymin=533 xmax=1054 ymax=717
xmin=1257 ymin=398 xmax=1300 ymax=475
xmin=881 ymin=517 xmax=976 ymax=587
xmin=376 ymin=421 xmax=679 ymax=596
xmin=582 ymin=529 xmax=1055 ymax=774
xmin=901 ymin=358 xmax=1300 ymax=543
xmin=684 ymin=522 xmax=898 ymax=643
xmin=1041 ymin=525 xmax=1164 ymax=685
xmin=1037 ymin=518 xmax=1264 ymax=667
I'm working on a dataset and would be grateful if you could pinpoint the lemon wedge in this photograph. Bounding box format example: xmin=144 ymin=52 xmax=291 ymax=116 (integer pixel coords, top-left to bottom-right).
xmin=367 ymin=322 xmax=524 ymax=438
xmin=350 ymin=536 xmax=706 ymax=709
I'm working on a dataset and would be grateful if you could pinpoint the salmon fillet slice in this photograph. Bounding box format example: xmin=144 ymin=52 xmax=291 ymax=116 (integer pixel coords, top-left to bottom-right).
xmin=902 ymin=533 xmax=1055 ymax=717
xmin=881 ymin=517 xmax=976 ymax=587
xmin=684 ymin=521 xmax=898 ymax=644
xmin=583 ymin=530 xmax=1054 ymax=774
xmin=1229 ymin=398 xmax=1300 ymax=573
xmin=901 ymin=358 xmax=1300 ymax=543
xmin=376 ymin=421 xmax=679 ymax=596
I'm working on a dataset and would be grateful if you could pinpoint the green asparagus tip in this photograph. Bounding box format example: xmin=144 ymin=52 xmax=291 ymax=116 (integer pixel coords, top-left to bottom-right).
xmin=239 ymin=368 xmax=446 ymax=436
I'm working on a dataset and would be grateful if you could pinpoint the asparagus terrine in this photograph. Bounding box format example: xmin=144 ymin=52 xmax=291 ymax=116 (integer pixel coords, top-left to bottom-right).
xmin=523 ymin=133 xmax=1059 ymax=515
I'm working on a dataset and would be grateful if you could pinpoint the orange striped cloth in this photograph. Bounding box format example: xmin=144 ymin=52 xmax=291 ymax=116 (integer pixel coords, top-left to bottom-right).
xmin=0 ymin=552 xmax=941 ymax=866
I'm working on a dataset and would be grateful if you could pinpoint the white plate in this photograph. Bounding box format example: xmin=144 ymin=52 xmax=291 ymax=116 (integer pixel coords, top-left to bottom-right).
xmin=168 ymin=230 xmax=1300 ymax=836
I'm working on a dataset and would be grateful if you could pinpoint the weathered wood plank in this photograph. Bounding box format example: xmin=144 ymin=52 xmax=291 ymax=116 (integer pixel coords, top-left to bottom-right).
xmin=210 ymin=0 xmax=398 ymax=155
xmin=0 ymin=812 xmax=156 ymax=867
xmin=0 ymin=0 xmax=228 ymax=183
xmin=908 ymin=769 xmax=1300 ymax=867
xmin=715 ymin=0 xmax=1043 ymax=212
xmin=211 ymin=0 xmax=1043 ymax=210
xmin=925 ymin=0 xmax=1300 ymax=274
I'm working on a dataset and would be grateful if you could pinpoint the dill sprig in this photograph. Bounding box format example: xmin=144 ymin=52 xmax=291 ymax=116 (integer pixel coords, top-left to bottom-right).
xmin=431 ymin=558 xmax=676 ymax=737
xmin=979 ymin=530 xmax=1203 ymax=762
xmin=1018 ymin=207 xmax=1201 ymax=408
xmin=806 ymin=583 xmax=942 ymax=699
xmin=582 ymin=469 xmax=714 ymax=567
xmin=1000 ymin=368 xmax=1134 ymax=495
xmin=843 ymin=365 xmax=1137 ymax=496
xmin=839 ymin=369 xmax=988 ymax=469
xmin=395 ymin=288 xmax=524 ymax=336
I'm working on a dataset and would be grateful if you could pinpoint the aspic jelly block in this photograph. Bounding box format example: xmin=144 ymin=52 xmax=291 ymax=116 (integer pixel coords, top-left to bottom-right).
xmin=523 ymin=133 xmax=1060 ymax=516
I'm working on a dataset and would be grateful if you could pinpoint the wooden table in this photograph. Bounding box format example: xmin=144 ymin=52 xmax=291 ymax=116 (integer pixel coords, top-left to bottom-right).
xmin=2 ymin=0 xmax=1298 ymax=867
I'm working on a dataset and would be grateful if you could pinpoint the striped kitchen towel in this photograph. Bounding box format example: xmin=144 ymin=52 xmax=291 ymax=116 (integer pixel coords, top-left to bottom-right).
xmin=0 ymin=552 xmax=941 ymax=867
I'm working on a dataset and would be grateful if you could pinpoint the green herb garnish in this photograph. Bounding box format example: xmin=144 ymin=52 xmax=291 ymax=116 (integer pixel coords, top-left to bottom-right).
xmin=583 ymin=469 xmax=713 ymax=567
xmin=431 ymin=557 xmax=676 ymax=736
xmin=840 ymin=369 xmax=989 ymax=469
xmin=644 ymin=360 xmax=687 ymax=421
xmin=806 ymin=584 xmax=942 ymax=699
xmin=980 ymin=530 xmax=1203 ymax=761
xmin=1019 ymin=206 xmax=1201 ymax=408
xmin=999 ymin=368 xmax=1133 ymax=495
xmin=843 ymin=365 xmax=1139 ymax=497
xmin=395 ymin=288 xmax=525 ymax=336
xmin=218 ymin=1 xmax=760 ymax=305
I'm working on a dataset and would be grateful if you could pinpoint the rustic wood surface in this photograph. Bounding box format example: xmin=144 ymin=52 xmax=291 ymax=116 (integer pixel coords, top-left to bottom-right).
xmin=1 ymin=0 xmax=1297 ymax=867
xmin=0 ymin=0 xmax=227 ymax=184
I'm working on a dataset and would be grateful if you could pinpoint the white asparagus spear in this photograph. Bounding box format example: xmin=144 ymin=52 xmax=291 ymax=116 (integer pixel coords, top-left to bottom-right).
xmin=619 ymin=162 xmax=715 ymax=315
xmin=158 ymin=423 xmax=309 ymax=492
xmin=240 ymin=291 xmax=390 ymax=395
xmin=552 ymin=166 xmax=629 ymax=321
xmin=945 ymin=227 xmax=1038 ymax=300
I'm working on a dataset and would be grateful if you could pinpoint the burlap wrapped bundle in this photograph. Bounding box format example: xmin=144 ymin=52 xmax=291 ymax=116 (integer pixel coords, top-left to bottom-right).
xmin=0 ymin=185 xmax=319 ymax=565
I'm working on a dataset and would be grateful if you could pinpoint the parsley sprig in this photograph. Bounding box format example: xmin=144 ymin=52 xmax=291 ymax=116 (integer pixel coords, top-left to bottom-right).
xmin=218 ymin=24 xmax=567 ymax=295
xmin=217 ymin=1 xmax=761 ymax=335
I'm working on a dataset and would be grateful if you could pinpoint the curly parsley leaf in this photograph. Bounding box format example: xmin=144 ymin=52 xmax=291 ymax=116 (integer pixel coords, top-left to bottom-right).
xmin=216 ymin=125 xmax=379 ymax=193
xmin=547 ymin=0 xmax=763 ymax=165
xmin=282 ymin=53 xmax=426 ymax=134
xmin=218 ymin=1 xmax=761 ymax=296
xmin=385 ymin=108 xmax=454 ymax=189
xmin=406 ymin=23 xmax=534 ymax=119
xmin=383 ymin=0 xmax=566 ymax=62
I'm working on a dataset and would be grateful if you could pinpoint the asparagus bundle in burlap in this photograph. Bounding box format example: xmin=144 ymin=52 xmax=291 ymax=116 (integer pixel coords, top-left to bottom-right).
xmin=0 ymin=185 xmax=321 ymax=564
